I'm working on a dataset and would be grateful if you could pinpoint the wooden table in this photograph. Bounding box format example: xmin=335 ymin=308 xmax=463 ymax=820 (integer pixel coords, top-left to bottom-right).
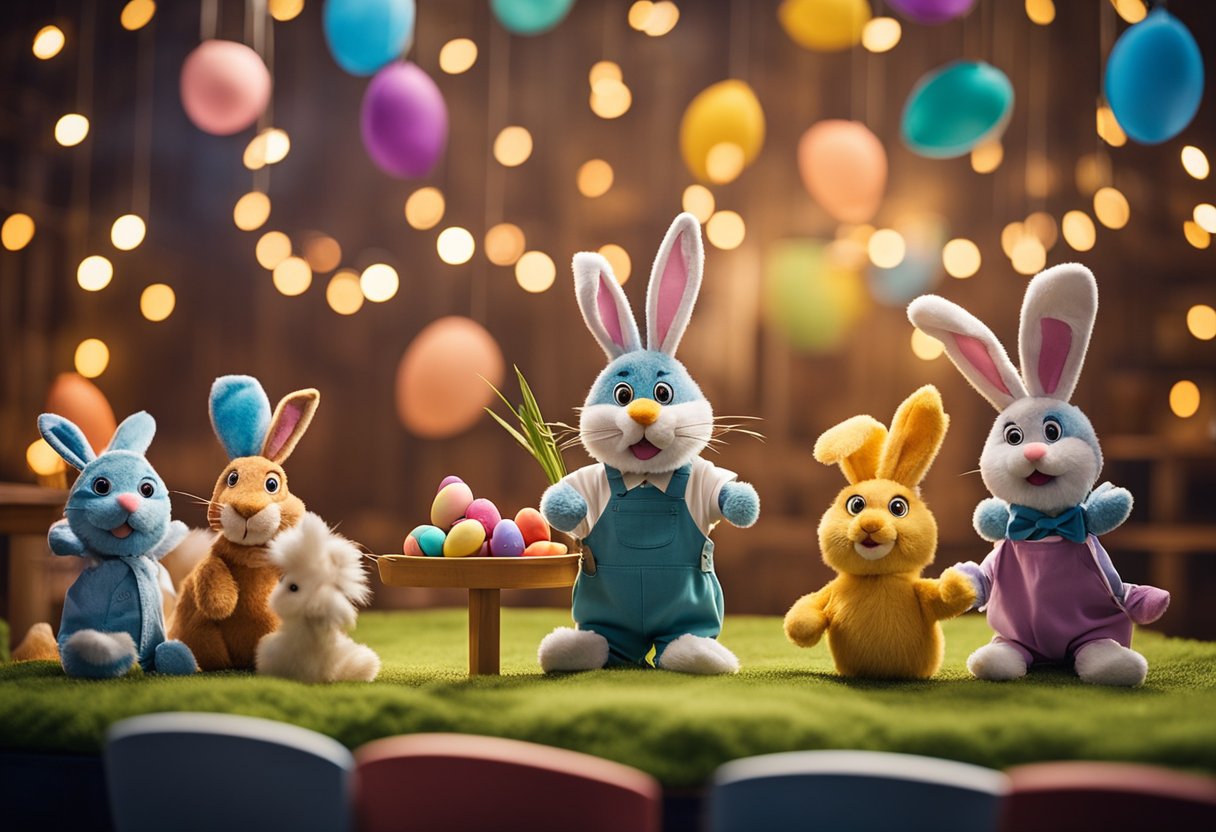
xmin=0 ymin=483 xmax=68 ymax=647
xmin=377 ymin=554 xmax=580 ymax=676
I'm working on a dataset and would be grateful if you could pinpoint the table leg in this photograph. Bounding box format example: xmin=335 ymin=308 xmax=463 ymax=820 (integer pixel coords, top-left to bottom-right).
xmin=468 ymin=588 xmax=501 ymax=676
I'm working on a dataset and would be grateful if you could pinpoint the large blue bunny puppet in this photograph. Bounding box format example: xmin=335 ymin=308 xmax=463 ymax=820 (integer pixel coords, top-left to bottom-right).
xmin=38 ymin=411 xmax=197 ymax=678
xmin=539 ymin=212 xmax=761 ymax=675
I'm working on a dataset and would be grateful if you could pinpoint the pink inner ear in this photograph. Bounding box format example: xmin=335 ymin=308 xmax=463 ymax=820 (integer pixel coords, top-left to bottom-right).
xmin=597 ymin=275 xmax=625 ymax=350
xmin=953 ymin=334 xmax=1012 ymax=395
xmin=655 ymin=232 xmax=688 ymax=348
xmin=1038 ymin=317 xmax=1073 ymax=395
xmin=265 ymin=405 xmax=303 ymax=460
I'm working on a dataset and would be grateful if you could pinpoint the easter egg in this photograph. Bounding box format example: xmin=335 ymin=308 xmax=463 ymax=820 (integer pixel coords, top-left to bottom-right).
xmin=432 ymin=481 xmax=475 ymax=527
xmin=523 ymin=541 xmax=568 ymax=557
xmin=489 ymin=519 xmax=526 ymax=557
xmin=180 ymin=40 xmax=272 ymax=136
xmin=443 ymin=519 xmax=486 ymax=557
xmin=514 ymin=507 xmax=551 ymax=546
xmin=476 ymin=542 xmax=490 ymax=557
xmin=403 ymin=535 xmax=424 ymax=556
xmin=437 ymin=475 xmax=464 ymax=490
xmin=901 ymin=61 xmax=1014 ymax=159
xmin=405 ymin=524 xmax=447 ymax=557
xmin=465 ymin=499 xmax=502 ymax=538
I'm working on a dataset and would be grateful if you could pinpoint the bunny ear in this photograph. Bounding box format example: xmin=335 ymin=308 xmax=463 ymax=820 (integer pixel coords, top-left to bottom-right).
xmin=1018 ymin=263 xmax=1097 ymax=402
xmin=877 ymin=385 xmax=949 ymax=488
xmin=908 ymin=295 xmax=1027 ymax=411
xmin=814 ymin=415 xmax=888 ymax=485
xmin=108 ymin=411 xmax=156 ymax=455
xmin=262 ymin=388 xmax=320 ymax=463
xmin=645 ymin=213 xmax=704 ymax=356
xmin=574 ymin=252 xmax=642 ymax=359
xmin=38 ymin=413 xmax=96 ymax=471
xmin=210 ymin=375 xmax=272 ymax=460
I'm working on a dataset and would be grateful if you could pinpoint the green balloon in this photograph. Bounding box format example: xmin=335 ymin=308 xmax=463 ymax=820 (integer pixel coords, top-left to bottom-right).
xmin=764 ymin=240 xmax=865 ymax=352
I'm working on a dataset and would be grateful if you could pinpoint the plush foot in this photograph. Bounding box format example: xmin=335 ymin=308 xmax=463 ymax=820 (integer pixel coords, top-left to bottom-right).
xmin=153 ymin=640 xmax=198 ymax=675
xmin=12 ymin=623 xmax=60 ymax=662
xmin=334 ymin=643 xmax=381 ymax=682
xmin=657 ymin=634 xmax=739 ymax=675
xmin=61 ymin=630 xmax=138 ymax=679
xmin=538 ymin=627 xmax=609 ymax=673
xmin=966 ymin=642 xmax=1027 ymax=681
xmin=1122 ymin=584 xmax=1170 ymax=626
xmin=1075 ymin=639 xmax=1147 ymax=687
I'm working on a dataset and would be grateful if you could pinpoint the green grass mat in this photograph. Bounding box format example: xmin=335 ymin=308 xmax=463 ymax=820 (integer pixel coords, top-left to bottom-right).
xmin=2 ymin=610 xmax=1214 ymax=786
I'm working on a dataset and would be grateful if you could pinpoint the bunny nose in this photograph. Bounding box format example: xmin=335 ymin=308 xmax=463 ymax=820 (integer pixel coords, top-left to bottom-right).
xmin=627 ymin=398 xmax=661 ymax=426
xmin=859 ymin=517 xmax=884 ymax=535
xmin=116 ymin=493 xmax=142 ymax=513
xmin=1023 ymin=443 xmax=1048 ymax=462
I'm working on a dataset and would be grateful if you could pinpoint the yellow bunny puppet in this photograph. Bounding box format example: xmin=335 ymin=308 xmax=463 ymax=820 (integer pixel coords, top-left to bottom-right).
xmin=784 ymin=385 xmax=976 ymax=679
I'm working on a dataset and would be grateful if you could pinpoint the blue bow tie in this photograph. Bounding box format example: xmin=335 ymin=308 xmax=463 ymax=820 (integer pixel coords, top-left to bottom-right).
xmin=1007 ymin=503 xmax=1088 ymax=543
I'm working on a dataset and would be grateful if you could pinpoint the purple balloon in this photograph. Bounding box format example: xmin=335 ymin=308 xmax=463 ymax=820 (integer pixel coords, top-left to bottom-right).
xmin=888 ymin=0 xmax=976 ymax=25
xmin=360 ymin=61 xmax=447 ymax=178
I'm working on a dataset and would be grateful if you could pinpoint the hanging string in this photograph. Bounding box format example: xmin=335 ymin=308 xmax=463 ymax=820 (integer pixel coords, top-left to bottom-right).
xmin=132 ymin=8 xmax=155 ymax=219
xmin=201 ymin=0 xmax=219 ymax=41
xmin=69 ymin=0 xmax=98 ymax=255
xmin=252 ymin=0 xmax=273 ymax=197
xmin=728 ymin=0 xmax=748 ymax=80
xmin=1026 ymin=10 xmax=1048 ymax=214
xmin=1095 ymin=0 xmax=1115 ymax=188
xmin=477 ymin=17 xmax=511 ymax=325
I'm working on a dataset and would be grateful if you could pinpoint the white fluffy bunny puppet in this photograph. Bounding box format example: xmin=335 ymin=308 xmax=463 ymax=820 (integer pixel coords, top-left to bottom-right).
xmin=537 ymin=212 xmax=761 ymax=675
xmin=908 ymin=263 xmax=1169 ymax=687
xmin=255 ymin=512 xmax=380 ymax=682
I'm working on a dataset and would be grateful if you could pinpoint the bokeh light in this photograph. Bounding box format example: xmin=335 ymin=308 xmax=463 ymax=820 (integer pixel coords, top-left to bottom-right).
xmin=628 ymin=1 xmax=653 ymax=29
xmin=1193 ymin=204 xmax=1216 ymax=234
xmin=577 ymin=159 xmax=614 ymax=197
xmin=1062 ymin=210 xmax=1096 ymax=251
xmin=244 ymin=127 xmax=290 ymax=169
xmin=970 ymin=140 xmax=1003 ymax=174
xmin=1169 ymin=380 xmax=1200 ymax=418
xmin=269 ymin=0 xmax=304 ymax=22
xmin=1187 ymin=305 xmax=1216 ymax=341
xmin=911 ymin=328 xmax=945 ymax=361
xmin=439 ymin=38 xmax=477 ymax=74
xmin=515 ymin=251 xmax=556 ymax=293
xmin=1024 ymin=211 xmax=1058 ymax=250
xmin=120 ymin=0 xmax=156 ymax=31
xmin=1074 ymin=153 xmax=1108 ymax=196
xmin=272 ymin=256 xmax=312 ymax=296
xmin=55 ymin=114 xmax=89 ymax=147
xmin=405 ymin=187 xmax=445 ymax=230
xmin=2 ymin=213 xmax=36 ymax=251
xmin=705 ymin=142 xmax=745 ymax=184
xmin=942 ymin=238 xmax=981 ymax=279
xmin=255 ymin=231 xmax=291 ymax=269
xmin=33 ymin=25 xmax=65 ymax=59
xmin=706 ymin=210 xmax=746 ymax=250
xmin=588 ymin=61 xmax=621 ymax=87
xmin=485 ymin=223 xmax=526 ymax=266
xmin=599 ymin=244 xmax=632 ymax=284
xmin=326 ymin=270 xmax=364 ymax=315
xmin=1096 ymin=104 xmax=1127 ymax=147
xmin=360 ymin=263 xmax=399 ymax=302
xmin=26 ymin=439 xmax=65 ymax=476
xmin=493 ymin=126 xmax=533 ymax=167
xmin=1093 ymin=186 xmax=1129 ymax=230
xmin=140 ymin=283 xmax=175 ymax=322
xmin=437 ymin=227 xmax=475 ymax=264
xmin=867 ymin=228 xmax=905 ymax=268
xmin=1011 ymin=236 xmax=1047 ymax=275
xmin=110 ymin=214 xmax=146 ymax=251
xmin=77 ymin=255 xmax=113 ymax=291
xmin=234 ymin=191 xmax=271 ymax=231
xmin=1181 ymin=146 xmax=1210 ymax=180
xmin=74 ymin=338 xmax=110 ymax=378
xmin=642 ymin=1 xmax=679 ymax=36
xmin=1184 ymin=220 xmax=1211 ymax=250
xmin=590 ymin=80 xmax=632 ymax=119
xmin=682 ymin=184 xmax=715 ymax=223
xmin=1025 ymin=0 xmax=1055 ymax=25
xmin=1111 ymin=0 xmax=1146 ymax=24
xmin=862 ymin=17 xmax=901 ymax=52
xmin=303 ymin=234 xmax=342 ymax=273
xmin=1001 ymin=222 xmax=1025 ymax=258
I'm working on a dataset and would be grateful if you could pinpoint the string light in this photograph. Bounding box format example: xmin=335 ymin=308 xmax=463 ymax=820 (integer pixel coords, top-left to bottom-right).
xmin=911 ymin=328 xmax=945 ymax=361
xmin=867 ymin=228 xmax=905 ymax=268
xmin=26 ymin=439 xmax=65 ymax=476
xmin=577 ymin=159 xmax=614 ymax=198
xmin=706 ymin=211 xmax=746 ymax=250
xmin=1093 ymin=186 xmax=1129 ymax=229
xmin=1111 ymin=0 xmax=1146 ymax=24
xmin=110 ymin=214 xmax=146 ymax=251
xmin=1096 ymin=104 xmax=1127 ymax=147
xmin=599 ymin=244 xmax=632 ymax=284
xmin=590 ymin=80 xmax=632 ymax=119
xmin=705 ymin=142 xmax=745 ymax=184
xmin=862 ymin=17 xmax=901 ymax=52
xmin=1169 ymin=380 xmax=1200 ymax=419
xmin=77 ymin=255 xmax=113 ymax=291
xmin=303 ymin=234 xmax=342 ymax=273
xmin=588 ymin=61 xmax=621 ymax=87
xmin=628 ymin=1 xmax=654 ymax=29
xmin=1181 ymin=146 xmax=1210 ymax=180
xmin=1025 ymin=0 xmax=1055 ymax=25
xmin=1193 ymin=204 xmax=1216 ymax=234
xmin=33 ymin=26 xmax=65 ymax=59
xmin=1 ymin=213 xmax=35 ymax=250
xmin=1000 ymin=222 xmax=1025 ymax=258
xmin=1011 ymin=236 xmax=1047 ymax=275
xmin=244 ymin=128 xmax=290 ymax=169
xmin=1187 ymin=305 xmax=1216 ymax=341
xmin=1183 ymin=221 xmax=1211 ymax=250
xmin=484 ymin=223 xmax=526 ymax=266
xmin=272 ymin=256 xmax=312 ymax=296
xmin=437 ymin=227 xmax=475 ymax=265
xmin=682 ymin=185 xmax=715 ymax=223
xmin=970 ymin=140 xmax=1003 ymax=174
xmin=1024 ymin=212 xmax=1058 ymax=250
xmin=326 ymin=270 xmax=364 ymax=315
xmin=140 ymin=284 xmax=175 ymax=321
xmin=234 ymin=191 xmax=271 ymax=231
xmin=1074 ymin=153 xmax=1107 ymax=196
xmin=269 ymin=0 xmax=305 ymax=22
xmin=641 ymin=1 xmax=679 ymax=36
xmin=942 ymin=238 xmax=981 ymax=279
xmin=439 ymin=38 xmax=477 ymax=74
xmin=1025 ymin=157 xmax=1053 ymax=200
xmin=74 ymin=338 xmax=110 ymax=378
xmin=493 ymin=126 xmax=532 ymax=167
xmin=255 ymin=231 xmax=291 ymax=269
xmin=55 ymin=114 xmax=89 ymax=147
xmin=516 ymin=251 xmax=556 ymax=293
xmin=120 ymin=0 xmax=156 ymax=31
xmin=405 ymin=187 xmax=445 ymax=230
xmin=360 ymin=263 xmax=399 ymax=302
xmin=1062 ymin=210 xmax=1096 ymax=251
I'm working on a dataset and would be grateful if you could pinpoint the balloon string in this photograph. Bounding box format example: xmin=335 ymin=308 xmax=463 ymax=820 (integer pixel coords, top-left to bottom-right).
xmin=478 ymin=18 xmax=511 ymax=325
xmin=133 ymin=12 xmax=155 ymax=219
xmin=1096 ymin=0 xmax=1114 ymax=188
xmin=729 ymin=0 xmax=748 ymax=80
xmin=201 ymin=0 xmax=219 ymax=41
xmin=70 ymin=0 xmax=97 ymax=253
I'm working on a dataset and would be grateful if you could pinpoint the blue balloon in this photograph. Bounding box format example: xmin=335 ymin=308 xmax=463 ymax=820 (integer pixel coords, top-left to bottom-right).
xmin=324 ymin=0 xmax=416 ymax=76
xmin=1105 ymin=9 xmax=1204 ymax=145
xmin=491 ymin=0 xmax=575 ymax=36
xmin=901 ymin=61 xmax=1014 ymax=159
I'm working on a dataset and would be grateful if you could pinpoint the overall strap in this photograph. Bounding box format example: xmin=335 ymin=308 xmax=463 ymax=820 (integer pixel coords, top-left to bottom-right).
xmin=603 ymin=465 xmax=629 ymax=497
xmin=665 ymin=464 xmax=692 ymax=500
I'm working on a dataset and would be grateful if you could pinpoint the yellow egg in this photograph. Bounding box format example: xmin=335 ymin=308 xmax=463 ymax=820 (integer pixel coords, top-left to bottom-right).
xmin=444 ymin=518 xmax=487 ymax=557
xmin=679 ymin=80 xmax=765 ymax=184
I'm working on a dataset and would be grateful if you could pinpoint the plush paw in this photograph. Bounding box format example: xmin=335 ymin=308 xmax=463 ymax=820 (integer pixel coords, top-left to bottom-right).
xmin=540 ymin=484 xmax=588 ymax=535
xmin=1074 ymin=639 xmax=1147 ymax=687
xmin=951 ymin=561 xmax=989 ymax=609
xmin=61 ymin=630 xmax=138 ymax=679
xmin=966 ymin=642 xmax=1027 ymax=681
xmin=784 ymin=606 xmax=827 ymax=648
xmin=1122 ymin=584 xmax=1170 ymax=626
xmin=153 ymin=640 xmax=198 ymax=675
xmin=719 ymin=482 xmax=760 ymax=528
xmin=48 ymin=520 xmax=86 ymax=556
xmin=939 ymin=567 xmax=978 ymax=613
xmin=1083 ymin=483 xmax=1133 ymax=536
xmin=972 ymin=498 xmax=1010 ymax=543
xmin=657 ymin=634 xmax=739 ymax=675
xmin=538 ymin=627 xmax=609 ymax=673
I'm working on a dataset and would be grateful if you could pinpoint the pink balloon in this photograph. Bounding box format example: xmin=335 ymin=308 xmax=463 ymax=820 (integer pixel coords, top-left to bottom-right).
xmin=180 ymin=40 xmax=271 ymax=136
xmin=396 ymin=317 xmax=505 ymax=439
xmin=361 ymin=61 xmax=448 ymax=178
xmin=797 ymin=120 xmax=888 ymax=224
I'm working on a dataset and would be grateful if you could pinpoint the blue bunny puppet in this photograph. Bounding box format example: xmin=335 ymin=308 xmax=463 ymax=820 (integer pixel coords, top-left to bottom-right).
xmin=538 ymin=212 xmax=761 ymax=675
xmin=38 ymin=411 xmax=197 ymax=678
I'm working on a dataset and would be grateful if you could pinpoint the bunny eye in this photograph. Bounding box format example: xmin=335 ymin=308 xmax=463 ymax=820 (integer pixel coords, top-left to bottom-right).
xmin=226 ymin=470 xmax=239 ymax=488
xmin=265 ymin=474 xmax=281 ymax=494
xmin=653 ymin=382 xmax=674 ymax=404
xmin=1003 ymin=425 xmax=1024 ymax=445
xmin=92 ymin=477 xmax=111 ymax=496
xmin=139 ymin=480 xmax=155 ymax=498
xmin=1043 ymin=419 xmax=1062 ymax=442
xmin=613 ymin=382 xmax=634 ymax=406
xmin=288 ymin=583 xmax=299 ymax=592
xmin=888 ymin=497 xmax=909 ymax=518
xmin=846 ymin=495 xmax=866 ymax=515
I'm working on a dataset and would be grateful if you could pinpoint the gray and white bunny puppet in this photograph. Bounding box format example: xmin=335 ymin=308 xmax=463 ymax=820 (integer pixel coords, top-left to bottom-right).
xmin=909 ymin=263 xmax=1169 ymax=687
xmin=538 ymin=213 xmax=761 ymax=675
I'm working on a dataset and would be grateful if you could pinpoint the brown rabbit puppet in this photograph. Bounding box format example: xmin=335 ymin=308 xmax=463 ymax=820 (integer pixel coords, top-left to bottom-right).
xmin=170 ymin=375 xmax=319 ymax=670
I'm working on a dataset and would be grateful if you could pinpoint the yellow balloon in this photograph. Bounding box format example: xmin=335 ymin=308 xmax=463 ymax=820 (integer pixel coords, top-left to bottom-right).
xmin=679 ymin=80 xmax=766 ymax=184
xmin=779 ymin=0 xmax=871 ymax=52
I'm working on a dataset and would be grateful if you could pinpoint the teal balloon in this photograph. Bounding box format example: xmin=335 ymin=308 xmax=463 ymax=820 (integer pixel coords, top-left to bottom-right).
xmin=324 ymin=0 xmax=416 ymax=76
xmin=1105 ymin=9 xmax=1204 ymax=145
xmin=764 ymin=240 xmax=866 ymax=353
xmin=491 ymin=0 xmax=575 ymax=36
xmin=866 ymin=251 xmax=941 ymax=306
xmin=901 ymin=61 xmax=1014 ymax=159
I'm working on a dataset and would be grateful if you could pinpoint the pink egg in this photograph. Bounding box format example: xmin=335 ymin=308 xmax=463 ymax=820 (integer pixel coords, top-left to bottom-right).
xmin=515 ymin=507 xmax=551 ymax=546
xmin=180 ymin=40 xmax=272 ymax=136
xmin=476 ymin=542 xmax=490 ymax=557
xmin=489 ymin=519 xmax=525 ymax=557
xmin=403 ymin=535 xmax=425 ymax=556
xmin=431 ymin=481 xmax=474 ymax=528
xmin=523 ymin=541 xmax=568 ymax=557
xmin=437 ymin=475 xmax=464 ymax=491
xmin=465 ymin=499 xmax=502 ymax=538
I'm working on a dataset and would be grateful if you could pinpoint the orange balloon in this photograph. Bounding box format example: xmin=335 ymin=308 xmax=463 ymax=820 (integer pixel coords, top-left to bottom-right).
xmin=44 ymin=372 xmax=117 ymax=455
xmin=797 ymin=120 xmax=887 ymax=224
xmin=396 ymin=316 xmax=505 ymax=439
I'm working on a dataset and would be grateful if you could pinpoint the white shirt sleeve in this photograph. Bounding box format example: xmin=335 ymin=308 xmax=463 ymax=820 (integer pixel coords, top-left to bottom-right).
xmin=558 ymin=463 xmax=611 ymax=540
xmin=687 ymin=457 xmax=737 ymax=536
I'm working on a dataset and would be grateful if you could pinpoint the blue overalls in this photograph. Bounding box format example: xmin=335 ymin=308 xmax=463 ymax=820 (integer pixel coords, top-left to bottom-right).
xmin=573 ymin=464 xmax=724 ymax=667
xmin=59 ymin=555 xmax=166 ymax=670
